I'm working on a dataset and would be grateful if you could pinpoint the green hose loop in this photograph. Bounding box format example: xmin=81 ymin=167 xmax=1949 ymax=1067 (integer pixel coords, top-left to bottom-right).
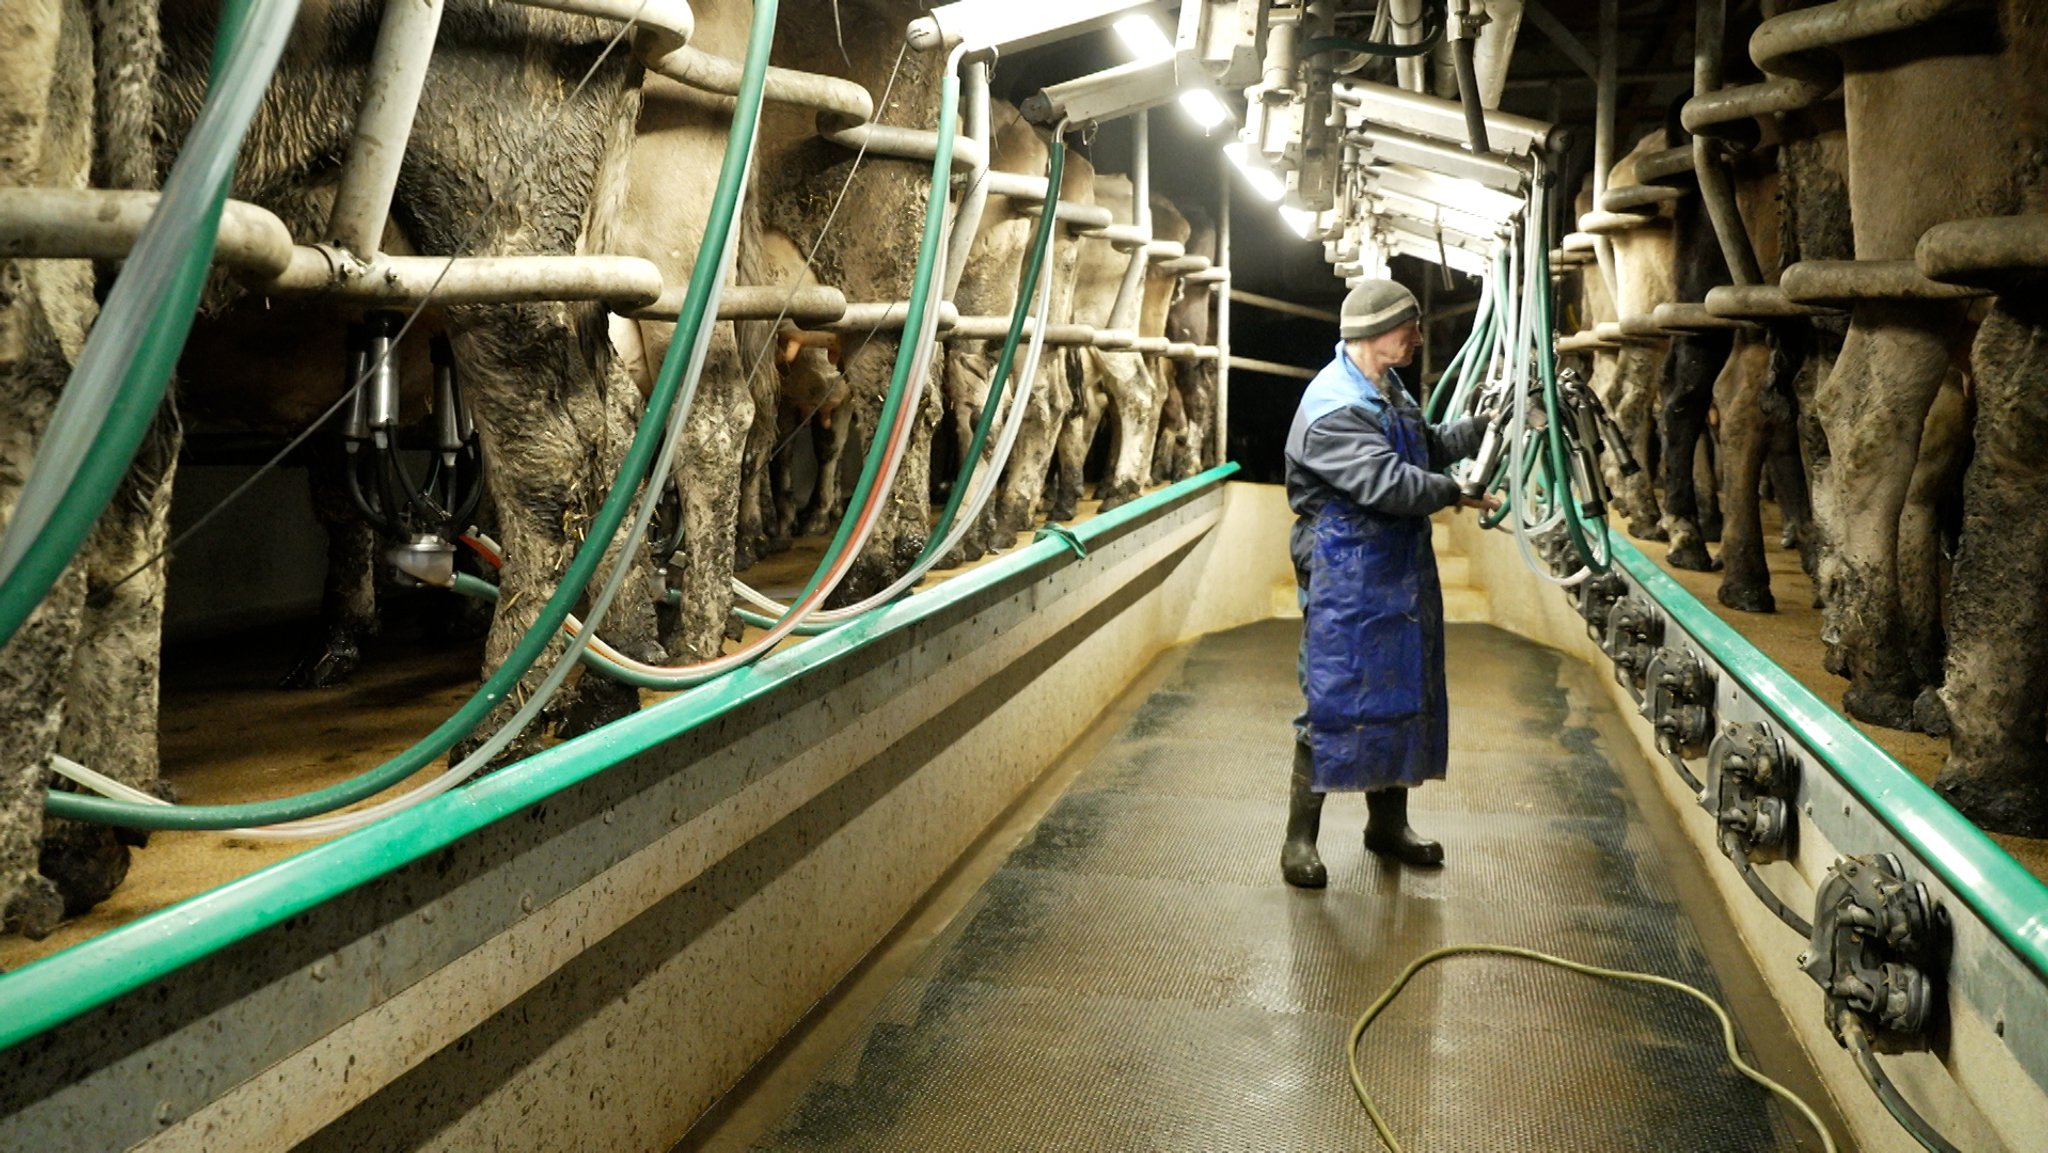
xmin=0 ymin=0 xmax=294 ymax=652
xmin=45 ymin=0 xmax=782 ymax=829
xmin=922 ymin=138 xmax=1066 ymax=557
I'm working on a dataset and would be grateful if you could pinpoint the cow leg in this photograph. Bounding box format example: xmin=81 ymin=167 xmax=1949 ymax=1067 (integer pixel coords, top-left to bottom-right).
xmin=41 ymin=410 xmax=182 ymax=914
xmin=0 ymin=286 xmax=82 ymax=940
xmin=1658 ymin=332 xmax=1727 ymax=570
xmin=1760 ymin=323 xmax=1817 ymax=565
xmin=1046 ymin=354 xmax=1100 ymax=524
xmin=1896 ymin=378 xmax=1970 ymax=735
xmin=994 ymin=347 xmax=1064 ymax=536
xmin=1182 ymin=360 xmax=1217 ymax=474
xmin=1713 ymin=338 xmax=1774 ymax=612
xmin=832 ymin=347 xmax=940 ymax=605
xmin=1096 ymin=351 xmax=1152 ymax=513
xmin=1600 ymin=343 xmax=1664 ymax=540
xmin=1815 ymin=301 xmax=1961 ymax=730
xmin=453 ymin=304 xmax=661 ymax=755
xmin=940 ymin=345 xmax=995 ymax=564
xmin=655 ymin=321 xmax=753 ymax=663
xmin=282 ymin=435 xmax=379 ymax=689
xmin=1936 ymin=295 xmax=2048 ymax=835
xmin=1152 ymin=363 xmax=1185 ymax=485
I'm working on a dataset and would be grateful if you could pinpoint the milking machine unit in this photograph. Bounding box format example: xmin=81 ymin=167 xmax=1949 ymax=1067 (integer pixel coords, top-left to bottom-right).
xmin=340 ymin=311 xmax=486 ymax=589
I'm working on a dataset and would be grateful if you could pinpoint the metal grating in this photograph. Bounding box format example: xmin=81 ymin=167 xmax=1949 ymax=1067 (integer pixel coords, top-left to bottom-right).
xmin=746 ymin=621 xmax=1809 ymax=1151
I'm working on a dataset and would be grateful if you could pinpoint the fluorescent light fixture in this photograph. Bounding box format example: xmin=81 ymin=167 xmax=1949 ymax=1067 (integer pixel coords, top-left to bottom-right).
xmin=1279 ymin=205 xmax=1320 ymax=239
xmin=1224 ymin=142 xmax=1285 ymax=203
xmin=1177 ymin=88 xmax=1229 ymax=130
xmin=1113 ymin=14 xmax=1174 ymax=63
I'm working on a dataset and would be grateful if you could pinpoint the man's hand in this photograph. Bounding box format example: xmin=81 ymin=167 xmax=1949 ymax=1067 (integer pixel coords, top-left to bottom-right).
xmin=1457 ymin=493 xmax=1503 ymax=514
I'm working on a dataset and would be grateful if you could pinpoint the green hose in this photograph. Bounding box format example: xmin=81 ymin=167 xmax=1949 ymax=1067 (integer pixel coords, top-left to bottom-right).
xmin=922 ymin=138 xmax=1066 ymax=558
xmin=45 ymin=0 xmax=781 ymax=829
xmin=0 ymin=0 xmax=294 ymax=652
xmin=1348 ymin=945 xmax=1837 ymax=1153
xmin=535 ymin=59 xmax=965 ymax=692
xmin=1530 ymin=188 xmax=1610 ymax=574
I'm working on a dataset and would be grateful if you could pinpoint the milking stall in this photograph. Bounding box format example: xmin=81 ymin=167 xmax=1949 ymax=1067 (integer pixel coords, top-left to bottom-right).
xmin=6 ymin=0 xmax=2048 ymax=1149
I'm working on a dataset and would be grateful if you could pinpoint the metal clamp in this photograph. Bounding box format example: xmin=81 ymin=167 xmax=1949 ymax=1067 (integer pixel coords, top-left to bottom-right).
xmin=1705 ymin=721 xmax=1796 ymax=857
xmin=1801 ymin=853 xmax=1941 ymax=1051
xmin=1602 ymin=595 xmax=1662 ymax=696
xmin=1644 ymin=647 xmax=1716 ymax=759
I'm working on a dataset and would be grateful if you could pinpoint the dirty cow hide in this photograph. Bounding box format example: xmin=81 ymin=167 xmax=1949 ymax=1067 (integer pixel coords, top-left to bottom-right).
xmin=992 ymin=145 xmax=1095 ymax=537
xmin=756 ymin=0 xmax=948 ymax=606
xmin=0 ymin=0 xmax=172 ymax=935
xmin=611 ymin=0 xmax=772 ymax=661
xmin=939 ymin=102 xmax=1052 ymax=566
xmin=1934 ymin=0 xmax=2048 ymax=836
xmin=1816 ymin=14 xmax=2017 ymax=732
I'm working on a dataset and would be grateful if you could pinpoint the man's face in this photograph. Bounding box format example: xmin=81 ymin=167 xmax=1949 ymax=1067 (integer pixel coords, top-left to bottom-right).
xmin=1368 ymin=319 xmax=1424 ymax=368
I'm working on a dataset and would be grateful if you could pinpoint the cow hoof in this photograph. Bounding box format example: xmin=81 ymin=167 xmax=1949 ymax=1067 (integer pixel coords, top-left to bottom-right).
xmin=555 ymin=677 xmax=640 ymax=741
xmin=280 ymin=637 xmax=362 ymax=690
xmin=1665 ymin=540 xmax=1716 ymax=572
xmin=1935 ymin=771 xmax=2048 ymax=839
xmin=1912 ymin=688 xmax=1951 ymax=738
xmin=1629 ymin=519 xmax=1667 ymax=542
xmin=2 ymin=873 xmax=65 ymax=940
xmin=1047 ymin=500 xmax=1078 ymax=523
xmin=1717 ymin=582 xmax=1775 ymax=614
xmin=1097 ymin=490 xmax=1133 ymax=514
xmin=39 ymin=826 xmax=130 ymax=917
xmin=1842 ymin=685 xmax=1920 ymax=732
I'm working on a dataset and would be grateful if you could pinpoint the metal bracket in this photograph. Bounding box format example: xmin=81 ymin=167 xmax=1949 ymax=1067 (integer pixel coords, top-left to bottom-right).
xmin=1574 ymin=571 xmax=1629 ymax=643
xmin=1705 ymin=721 xmax=1797 ymax=859
xmin=1601 ymin=595 xmax=1661 ymax=695
xmin=1801 ymin=853 xmax=1942 ymax=1052
xmin=1643 ymin=646 xmax=1715 ymax=760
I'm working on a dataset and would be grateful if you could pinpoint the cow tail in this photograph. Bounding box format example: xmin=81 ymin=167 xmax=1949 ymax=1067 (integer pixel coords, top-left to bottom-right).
xmin=92 ymin=0 xmax=160 ymax=194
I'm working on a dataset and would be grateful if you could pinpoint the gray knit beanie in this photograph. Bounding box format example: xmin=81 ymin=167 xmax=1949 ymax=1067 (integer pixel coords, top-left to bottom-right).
xmin=1339 ymin=279 xmax=1420 ymax=340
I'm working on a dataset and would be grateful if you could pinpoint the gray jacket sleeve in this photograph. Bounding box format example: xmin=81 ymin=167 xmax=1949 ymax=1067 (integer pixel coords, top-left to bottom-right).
xmin=1427 ymin=415 xmax=1487 ymax=469
xmin=1299 ymin=408 xmax=1462 ymax=518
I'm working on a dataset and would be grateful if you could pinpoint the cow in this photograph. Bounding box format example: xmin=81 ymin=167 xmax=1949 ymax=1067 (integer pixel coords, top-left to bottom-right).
xmin=1811 ymin=7 xmax=2018 ymax=732
xmin=755 ymin=0 xmax=949 ymax=605
xmin=2 ymin=0 xmax=680 ymax=934
xmin=1933 ymin=0 xmax=2048 ymax=836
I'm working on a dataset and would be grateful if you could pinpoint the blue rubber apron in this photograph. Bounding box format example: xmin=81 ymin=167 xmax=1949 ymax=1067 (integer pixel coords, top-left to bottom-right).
xmin=1300 ymin=406 xmax=1450 ymax=792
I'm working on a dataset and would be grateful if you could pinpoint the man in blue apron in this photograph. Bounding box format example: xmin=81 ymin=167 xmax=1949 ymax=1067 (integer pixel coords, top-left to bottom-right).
xmin=1281 ymin=278 xmax=1498 ymax=887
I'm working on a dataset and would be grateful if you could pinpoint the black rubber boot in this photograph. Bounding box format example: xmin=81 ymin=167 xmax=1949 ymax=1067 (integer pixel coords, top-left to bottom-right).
xmin=1281 ymin=743 xmax=1327 ymax=888
xmin=1364 ymin=787 xmax=1443 ymax=868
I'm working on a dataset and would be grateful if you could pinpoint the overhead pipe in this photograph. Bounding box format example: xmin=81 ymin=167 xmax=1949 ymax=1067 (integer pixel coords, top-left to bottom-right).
xmin=328 ymin=0 xmax=445 ymax=258
xmin=941 ymin=60 xmax=993 ymax=299
xmin=1346 ymin=125 xmax=1530 ymax=192
xmin=1106 ymin=110 xmax=1153 ymax=334
xmin=1588 ymin=0 xmax=1619 ymax=304
xmin=1690 ymin=0 xmax=1763 ymax=285
xmin=1215 ymin=152 xmax=1231 ymax=468
xmin=1449 ymin=4 xmax=1491 ymax=155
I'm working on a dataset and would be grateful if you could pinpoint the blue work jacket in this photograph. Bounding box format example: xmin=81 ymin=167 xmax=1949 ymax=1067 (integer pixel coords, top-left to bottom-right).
xmin=1285 ymin=343 xmax=1484 ymax=791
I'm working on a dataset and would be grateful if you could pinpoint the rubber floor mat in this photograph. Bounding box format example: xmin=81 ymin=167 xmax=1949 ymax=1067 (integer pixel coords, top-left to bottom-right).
xmin=747 ymin=620 xmax=1809 ymax=1152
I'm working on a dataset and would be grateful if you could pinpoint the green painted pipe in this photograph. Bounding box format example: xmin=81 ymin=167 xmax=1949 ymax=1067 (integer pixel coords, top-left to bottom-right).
xmin=0 ymin=463 xmax=1237 ymax=1053
xmin=44 ymin=0 xmax=781 ymax=829
xmin=0 ymin=0 xmax=293 ymax=650
xmin=1611 ymin=534 xmax=2048 ymax=983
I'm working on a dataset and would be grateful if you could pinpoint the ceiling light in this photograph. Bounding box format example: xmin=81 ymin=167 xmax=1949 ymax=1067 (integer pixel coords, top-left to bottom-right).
xmin=1113 ymin=14 xmax=1174 ymax=63
xmin=1224 ymin=143 xmax=1285 ymax=203
xmin=1177 ymin=88 xmax=1229 ymax=131
xmin=1279 ymin=205 xmax=1320 ymax=239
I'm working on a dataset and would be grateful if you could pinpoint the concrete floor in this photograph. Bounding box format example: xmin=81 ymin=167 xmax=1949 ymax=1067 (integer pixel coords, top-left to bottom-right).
xmin=679 ymin=618 xmax=1851 ymax=1152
